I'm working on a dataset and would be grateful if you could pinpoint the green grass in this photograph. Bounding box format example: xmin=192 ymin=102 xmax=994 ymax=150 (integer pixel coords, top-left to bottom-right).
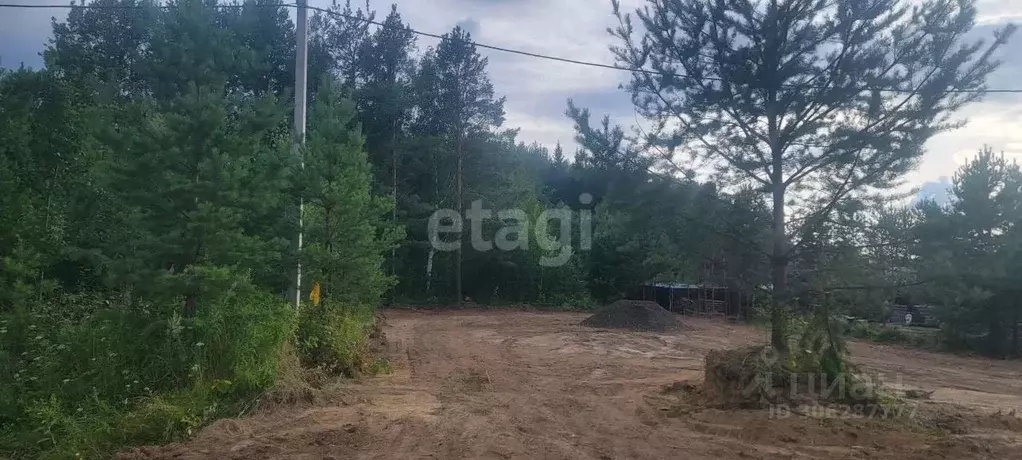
xmin=843 ymin=319 xmax=941 ymax=350
xmin=0 ymin=269 xmax=302 ymax=459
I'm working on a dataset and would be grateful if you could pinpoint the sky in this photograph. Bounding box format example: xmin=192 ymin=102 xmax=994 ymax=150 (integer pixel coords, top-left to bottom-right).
xmin=2 ymin=0 xmax=1022 ymax=201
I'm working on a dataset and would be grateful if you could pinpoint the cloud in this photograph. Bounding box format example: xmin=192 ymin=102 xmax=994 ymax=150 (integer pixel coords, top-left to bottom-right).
xmin=913 ymin=177 xmax=952 ymax=206
xmin=5 ymin=0 xmax=1022 ymax=188
xmin=906 ymin=93 xmax=1022 ymax=187
xmin=0 ymin=1 xmax=69 ymax=69
xmin=346 ymin=0 xmax=640 ymax=151
xmin=454 ymin=18 xmax=480 ymax=37
xmin=976 ymin=0 xmax=1022 ymax=24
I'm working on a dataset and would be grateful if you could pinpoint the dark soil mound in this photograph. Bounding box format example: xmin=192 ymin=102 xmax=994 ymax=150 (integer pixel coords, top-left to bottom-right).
xmin=580 ymin=300 xmax=682 ymax=332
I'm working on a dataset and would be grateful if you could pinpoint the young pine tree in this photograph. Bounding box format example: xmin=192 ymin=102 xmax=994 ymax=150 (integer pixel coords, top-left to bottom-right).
xmin=602 ymin=0 xmax=1015 ymax=351
xmin=97 ymin=1 xmax=292 ymax=313
xmin=299 ymin=76 xmax=403 ymax=306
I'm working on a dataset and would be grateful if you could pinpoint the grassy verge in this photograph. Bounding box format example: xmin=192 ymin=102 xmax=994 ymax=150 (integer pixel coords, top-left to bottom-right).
xmin=843 ymin=320 xmax=942 ymax=350
xmin=1 ymin=275 xmax=384 ymax=459
xmin=386 ymin=296 xmax=599 ymax=312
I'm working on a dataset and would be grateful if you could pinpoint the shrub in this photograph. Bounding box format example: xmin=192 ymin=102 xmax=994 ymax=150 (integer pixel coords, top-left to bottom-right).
xmin=115 ymin=387 xmax=218 ymax=446
xmin=842 ymin=318 xmax=945 ymax=351
xmin=846 ymin=320 xmax=877 ymax=339
xmin=0 ymin=267 xmax=296 ymax=459
xmin=185 ymin=267 xmax=297 ymax=393
xmin=296 ymin=301 xmax=376 ymax=377
xmin=746 ymin=299 xmax=772 ymax=326
xmin=874 ymin=325 xmax=909 ymax=343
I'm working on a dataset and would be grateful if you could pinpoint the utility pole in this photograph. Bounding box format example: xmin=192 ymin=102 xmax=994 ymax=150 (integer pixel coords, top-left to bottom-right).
xmin=390 ymin=117 xmax=398 ymax=304
xmin=292 ymin=0 xmax=309 ymax=309
xmin=454 ymin=122 xmax=464 ymax=306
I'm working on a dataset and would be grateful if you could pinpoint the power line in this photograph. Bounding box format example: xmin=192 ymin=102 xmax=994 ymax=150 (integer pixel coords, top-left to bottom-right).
xmin=2 ymin=1 xmax=1022 ymax=95
xmin=306 ymin=2 xmax=1021 ymax=96
xmin=300 ymin=4 xmax=647 ymax=78
xmin=0 ymin=2 xmax=293 ymax=9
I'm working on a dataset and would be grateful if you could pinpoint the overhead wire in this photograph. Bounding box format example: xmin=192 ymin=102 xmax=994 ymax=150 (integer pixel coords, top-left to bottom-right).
xmin=0 ymin=1 xmax=957 ymax=293
xmin=2 ymin=1 xmax=1021 ymax=94
xmin=0 ymin=2 xmax=293 ymax=10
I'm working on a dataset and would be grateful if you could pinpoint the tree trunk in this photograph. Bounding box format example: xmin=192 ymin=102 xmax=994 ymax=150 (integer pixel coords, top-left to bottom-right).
xmin=770 ymin=181 xmax=789 ymax=352
xmin=391 ymin=118 xmax=398 ymax=304
xmin=538 ymin=266 xmax=544 ymax=303
xmin=427 ymin=148 xmax=438 ymax=297
xmin=455 ymin=128 xmax=463 ymax=305
xmin=1012 ymin=307 xmax=1019 ymax=358
xmin=425 ymin=247 xmax=434 ymax=295
xmin=324 ymin=206 xmax=332 ymax=301
xmin=989 ymin=315 xmax=1003 ymax=357
xmin=184 ymin=295 xmax=197 ymax=318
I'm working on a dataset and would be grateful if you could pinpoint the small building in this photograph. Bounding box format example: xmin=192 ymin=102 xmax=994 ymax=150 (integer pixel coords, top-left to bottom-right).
xmin=887 ymin=304 xmax=939 ymax=328
xmin=628 ymin=282 xmax=752 ymax=319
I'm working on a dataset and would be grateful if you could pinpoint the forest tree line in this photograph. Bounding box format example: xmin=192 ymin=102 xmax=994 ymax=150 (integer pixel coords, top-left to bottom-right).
xmin=0 ymin=1 xmax=769 ymax=456
xmin=1 ymin=0 xmax=1021 ymax=456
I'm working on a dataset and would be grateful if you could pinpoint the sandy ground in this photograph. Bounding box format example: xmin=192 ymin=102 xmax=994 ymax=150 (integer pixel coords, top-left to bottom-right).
xmin=121 ymin=310 xmax=1022 ymax=460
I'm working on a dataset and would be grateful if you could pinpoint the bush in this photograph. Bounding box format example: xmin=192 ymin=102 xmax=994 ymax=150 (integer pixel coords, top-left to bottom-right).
xmin=846 ymin=320 xmax=903 ymax=342
xmin=0 ymin=267 xmax=296 ymax=459
xmin=746 ymin=298 xmax=772 ymax=326
xmin=875 ymin=326 xmax=909 ymax=343
xmin=696 ymin=311 xmax=897 ymax=412
xmin=186 ymin=267 xmax=297 ymax=393
xmin=296 ymin=301 xmax=377 ymax=377
xmin=845 ymin=319 xmax=876 ymax=339
xmin=842 ymin=318 xmax=946 ymax=351
xmin=701 ymin=345 xmax=888 ymax=409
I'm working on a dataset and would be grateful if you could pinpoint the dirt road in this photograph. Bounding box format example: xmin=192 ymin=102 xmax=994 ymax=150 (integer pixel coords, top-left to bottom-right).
xmin=124 ymin=310 xmax=1022 ymax=459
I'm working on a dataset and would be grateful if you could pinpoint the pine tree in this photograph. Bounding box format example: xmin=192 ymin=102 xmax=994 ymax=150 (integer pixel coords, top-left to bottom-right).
xmin=308 ymin=0 xmax=374 ymax=89
xmin=0 ymin=68 xmax=96 ymax=305
xmin=945 ymin=147 xmax=1021 ymax=355
xmin=93 ymin=0 xmax=292 ymax=314
xmin=220 ymin=0 xmax=296 ymax=94
xmin=298 ymin=76 xmax=402 ymax=305
xmin=45 ymin=0 xmax=159 ymax=97
xmin=356 ymin=6 xmax=416 ymax=173
xmin=605 ymin=0 xmax=1016 ymax=351
xmin=414 ymin=26 xmax=505 ymax=303
xmin=552 ymin=142 xmax=566 ymax=168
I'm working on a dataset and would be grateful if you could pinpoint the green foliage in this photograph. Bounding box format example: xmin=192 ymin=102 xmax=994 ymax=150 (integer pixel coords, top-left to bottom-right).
xmin=96 ymin=84 xmax=293 ymax=299
xmin=900 ymin=146 xmax=1022 ymax=356
xmin=300 ymin=76 xmax=403 ymax=306
xmin=18 ymin=0 xmax=1020 ymax=455
xmin=0 ymin=68 xmax=95 ymax=306
xmin=368 ymin=358 xmax=393 ymax=375
xmin=0 ymin=270 xmax=295 ymax=458
xmin=1 ymin=4 xmax=398 ymax=456
xmin=2 ymin=1 xmax=396 ymax=457
xmin=413 ymin=25 xmax=505 ymax=138
xmin=786 ymin=308 xmax=848 ymax=383
xmin=843 ymin=320 xmax=943 ymax=351
xmin=873 ymin=326 xmax=910 ymax=344
xmin=296 ymin=301 xmax=376 ymax=377
xmin=598 ymin=0 xmax=1014 ymax=350
xmin=182 ymin=267 xmax=298 ymax=392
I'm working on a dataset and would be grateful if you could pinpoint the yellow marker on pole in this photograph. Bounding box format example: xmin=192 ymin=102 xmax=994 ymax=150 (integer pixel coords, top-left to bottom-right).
xmin=309 ymin=281 xmax=321 ymax=306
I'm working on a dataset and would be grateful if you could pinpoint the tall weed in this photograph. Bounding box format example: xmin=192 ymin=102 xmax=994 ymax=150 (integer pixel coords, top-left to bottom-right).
xmin=0 ymin=267 xmax=295 ymax=459
xmin=296 ymin=301 xmax=376 ymax=377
